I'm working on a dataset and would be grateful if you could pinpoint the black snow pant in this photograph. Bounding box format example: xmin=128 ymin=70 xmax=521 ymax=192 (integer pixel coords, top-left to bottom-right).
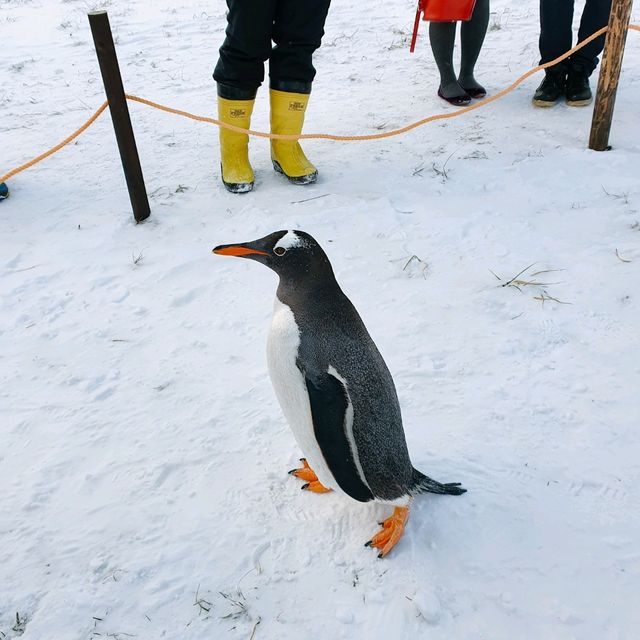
xmin=214 ymin=0 xmax=332 ymax=100
xmin=539 ymin=0 xmax=612 ymax=76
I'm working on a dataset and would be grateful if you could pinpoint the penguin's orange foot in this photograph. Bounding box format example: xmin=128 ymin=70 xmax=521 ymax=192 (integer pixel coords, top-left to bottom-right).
xmin=365 ymin=506 xmax=410 ymax=558
xmin=288 ymin=458 xmax=332 ymax=493
xmin=301 ymin=480 xmax=332 ymax=493
xmin=288 ymin=458 xmax=317 ymax=482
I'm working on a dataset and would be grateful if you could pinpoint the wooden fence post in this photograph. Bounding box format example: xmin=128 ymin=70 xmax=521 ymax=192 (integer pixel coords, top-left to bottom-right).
xmin=88 ymin=10 xmax=150 ymax=222
xmin=589 ymin=0 xmax=633 ymax=151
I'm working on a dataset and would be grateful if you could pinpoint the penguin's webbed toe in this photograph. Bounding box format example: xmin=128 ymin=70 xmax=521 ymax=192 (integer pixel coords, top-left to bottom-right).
xmin=301 ymin=480 xmax=332 ymax=493
xmin=288 ymin=458 xmax=317 ymax=482
xmin=365 ymin=506 xmax=409 ymax=559
xmin=289 ymin=458 xmax=332 ymax=494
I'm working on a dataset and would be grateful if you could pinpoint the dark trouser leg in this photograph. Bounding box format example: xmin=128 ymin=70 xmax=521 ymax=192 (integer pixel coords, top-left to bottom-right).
xmin=539 ymin=0 xmax=574 ymax=72
xmin=270 ymin=0 xmax=331 ymax=93
xmin=213 ymin=0 xmax=277 ymax=99
xmin=572 ymin=0 xmax=613 ymax=74
xmin=429 ymin=21 xmax=464 ymax=99
xmin=269 ymin=0 xmax=330 ymax=183
xmin=459 ymin=0 xmax=490 ymax=94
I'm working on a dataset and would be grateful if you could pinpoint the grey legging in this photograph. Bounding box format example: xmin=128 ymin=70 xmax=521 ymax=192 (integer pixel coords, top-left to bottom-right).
xmin=429 ymin=0 xmax=490 ymax=99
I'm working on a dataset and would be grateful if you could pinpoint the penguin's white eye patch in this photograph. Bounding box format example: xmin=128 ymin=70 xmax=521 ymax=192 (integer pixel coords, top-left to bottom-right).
xmin=274 ymin=246 xmax=287 ymax=256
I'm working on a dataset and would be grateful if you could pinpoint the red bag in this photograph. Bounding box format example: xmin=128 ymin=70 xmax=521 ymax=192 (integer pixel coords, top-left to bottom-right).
xmin=410 ymin=0 xmax=477 ymax=52
xmin=423 ymin=0 xmax=477 ymax=21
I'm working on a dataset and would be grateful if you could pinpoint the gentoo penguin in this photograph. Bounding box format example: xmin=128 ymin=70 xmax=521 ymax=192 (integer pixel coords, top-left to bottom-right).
xmin=213 ymin=230 xmax=465 ymax=557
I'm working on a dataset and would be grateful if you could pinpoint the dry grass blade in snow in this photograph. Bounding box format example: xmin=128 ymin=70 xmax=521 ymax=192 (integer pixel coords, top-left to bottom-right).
xmin=194 ymin=585 xmax=213 ymax=615
xmin=490 ymin=263 xmax=570 ymax=304
xmin=615 ymin=248 xmax=632 ymax=263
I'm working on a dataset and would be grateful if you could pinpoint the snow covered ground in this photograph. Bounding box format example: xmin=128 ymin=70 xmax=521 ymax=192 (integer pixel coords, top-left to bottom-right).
xmin=2 ymin=0 xmax=640 ymax=638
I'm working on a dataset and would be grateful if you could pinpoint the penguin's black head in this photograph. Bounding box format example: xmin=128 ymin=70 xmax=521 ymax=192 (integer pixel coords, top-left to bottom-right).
xmin=213 ymin=230 xmax=335 ymax=287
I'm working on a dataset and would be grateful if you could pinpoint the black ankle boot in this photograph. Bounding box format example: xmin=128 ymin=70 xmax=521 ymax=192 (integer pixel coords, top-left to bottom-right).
xmin=532 ymin=68 xmax=567 ymax=107
xmin=566 ymin=66 xmax=592 ymax=107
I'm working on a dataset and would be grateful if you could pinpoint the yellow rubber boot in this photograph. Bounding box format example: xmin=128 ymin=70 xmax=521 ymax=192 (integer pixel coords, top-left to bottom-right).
xmin=270 ymin=89 xmax=318 ymax=185
xmin=218 ymin=97 xmax=255 ymax=193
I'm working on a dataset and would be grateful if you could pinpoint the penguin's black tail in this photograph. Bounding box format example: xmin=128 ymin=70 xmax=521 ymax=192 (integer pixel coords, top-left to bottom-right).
xmin=411 ymin=468 xmax=467 ymax=496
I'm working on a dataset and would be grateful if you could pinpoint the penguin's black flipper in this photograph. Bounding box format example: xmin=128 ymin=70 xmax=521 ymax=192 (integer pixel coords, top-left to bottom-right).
xmin=304 ymin=371 xmax=374 ymax=503
xmin=411 ymin=468 xmax=467 ymax=495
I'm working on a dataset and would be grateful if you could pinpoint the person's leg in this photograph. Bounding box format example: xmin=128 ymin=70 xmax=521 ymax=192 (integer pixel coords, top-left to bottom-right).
xmin=270 ymin=0 xmax=331 ymax=92
xmin=565 ymin=0 xmax=611 ymax=106
xmin=213 ymin=0 xmax=276 ymax=99
xmin=458 ymin=0 xmax=490 ymax=98
xmin=571 ymin=0 xmax=612 ymax=74
xmin=429 ymin=21 xmax=469 ymax=104
xmin=533 ymin=0 xmax=573 ymax=106
xmin=213 ymin=0 xmax=276 ymax=192
xmin=538 ymin=0 xmax=574 ymax=69
xmin=269 ymin=0 xmax=331 ymax=184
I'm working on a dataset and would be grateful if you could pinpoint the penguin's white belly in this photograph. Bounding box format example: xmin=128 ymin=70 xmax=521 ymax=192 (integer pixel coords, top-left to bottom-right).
xmin=266 ymin=297 xmax=341 ymax=493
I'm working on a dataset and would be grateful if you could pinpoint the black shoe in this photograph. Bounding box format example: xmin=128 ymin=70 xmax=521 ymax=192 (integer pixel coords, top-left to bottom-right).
xmin=437 ymin=86 xmax=471 ymax=106
xmin=461 ymin=85 xmax=486 ymax=100
xmin=565 ymin=67 xmax=592 ymax=107
xmin=0 ymin=182 xmax=8 ymax=200
xmin=532 ymin=70 xmax=566 ymax=107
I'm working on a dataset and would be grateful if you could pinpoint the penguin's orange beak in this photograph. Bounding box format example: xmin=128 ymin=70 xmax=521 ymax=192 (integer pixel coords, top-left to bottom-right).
xmin=212 ymin=244 xmax=269 ymax=257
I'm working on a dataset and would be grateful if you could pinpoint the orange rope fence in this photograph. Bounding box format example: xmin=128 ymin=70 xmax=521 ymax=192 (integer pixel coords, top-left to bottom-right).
xmin=2 ymin=24 xmax=639 ymax=184
xmin=3 ymin=102 xmax=109 ymax=183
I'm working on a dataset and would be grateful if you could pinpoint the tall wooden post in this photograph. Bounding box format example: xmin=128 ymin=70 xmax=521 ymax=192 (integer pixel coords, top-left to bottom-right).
xmin=588 ymin=0 xmax=633 ymax=151
xmin=88 ymin=11 xmax=150 ymax=222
